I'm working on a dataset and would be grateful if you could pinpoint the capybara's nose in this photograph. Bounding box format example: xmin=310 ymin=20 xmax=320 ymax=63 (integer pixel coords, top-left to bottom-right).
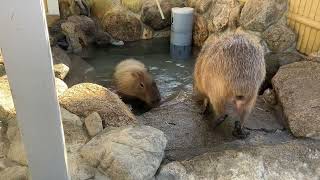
xmin=151 ymin=97 xmax=161 ymax=106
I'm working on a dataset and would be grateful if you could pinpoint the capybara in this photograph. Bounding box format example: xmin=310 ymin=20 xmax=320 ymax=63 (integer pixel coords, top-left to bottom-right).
xmin=193 ymin=33 xmax=266 ymax=139
xmin=113 ymin=58 xmax=161 ymax=108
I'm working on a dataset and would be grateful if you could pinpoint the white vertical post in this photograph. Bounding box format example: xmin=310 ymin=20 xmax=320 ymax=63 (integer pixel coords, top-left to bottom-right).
xmin=47 ymin=0 xmax=60 ymax=15
xmin=0 ymin=1 xmax=69 ymax=180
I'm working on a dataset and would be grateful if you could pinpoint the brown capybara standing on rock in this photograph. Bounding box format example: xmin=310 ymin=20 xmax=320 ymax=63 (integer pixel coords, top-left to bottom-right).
xmin=194 ymin=33 xmax=266 ymax=139
xmin=113 ymin=58 xmax=161 ymax=108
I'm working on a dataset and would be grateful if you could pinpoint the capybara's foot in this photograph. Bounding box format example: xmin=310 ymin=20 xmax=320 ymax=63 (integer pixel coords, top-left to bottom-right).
xmin=212 ymin=114 xmax=228 ymax=129
xmin=232 ymin=121 xmax=250 ymax=139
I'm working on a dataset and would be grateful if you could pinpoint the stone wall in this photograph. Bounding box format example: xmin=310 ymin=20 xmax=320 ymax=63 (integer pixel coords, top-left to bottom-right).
xmin=59 ymin=0 xmax=186 ymax=41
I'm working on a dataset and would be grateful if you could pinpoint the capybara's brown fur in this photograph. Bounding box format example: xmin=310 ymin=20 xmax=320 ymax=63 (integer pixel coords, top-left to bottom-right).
xmin=113 ymin=58 xmax=161 ymax=107
xmin=194 ymin=33 xmax=266 ymax=137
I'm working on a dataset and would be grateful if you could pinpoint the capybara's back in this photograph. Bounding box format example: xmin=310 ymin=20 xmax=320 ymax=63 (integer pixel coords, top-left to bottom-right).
xmin=194 ymin=33 xmax=266 ymax=138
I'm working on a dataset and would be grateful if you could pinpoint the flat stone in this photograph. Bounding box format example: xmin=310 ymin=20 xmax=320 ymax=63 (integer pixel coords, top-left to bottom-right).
xmin=272 ymin=61 xmax=320 ymax=139
xmin=80 ymin=125 xmax=167 ymax=180
xmin=157 ymin=140 xmax=320 ymax=179
xmin=84 ymin=112 xmax=103 ymax=137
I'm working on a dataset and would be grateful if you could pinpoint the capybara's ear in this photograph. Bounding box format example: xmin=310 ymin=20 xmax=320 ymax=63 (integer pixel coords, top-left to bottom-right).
xmin=131 ymin=71 xmax=144 ymax=80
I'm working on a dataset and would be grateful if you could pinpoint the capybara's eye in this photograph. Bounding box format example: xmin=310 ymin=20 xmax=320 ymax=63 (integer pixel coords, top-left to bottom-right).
xmin=140 ymin=83 xmax=144 ymax=88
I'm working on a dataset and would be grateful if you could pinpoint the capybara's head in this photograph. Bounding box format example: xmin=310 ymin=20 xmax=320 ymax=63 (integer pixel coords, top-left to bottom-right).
xmin=131 ymin=70 xmax=161 ymax=107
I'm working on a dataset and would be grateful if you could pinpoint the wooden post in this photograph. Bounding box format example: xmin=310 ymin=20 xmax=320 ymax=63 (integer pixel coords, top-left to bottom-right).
xmin=0 ymin=0 xmax=70 ymax=180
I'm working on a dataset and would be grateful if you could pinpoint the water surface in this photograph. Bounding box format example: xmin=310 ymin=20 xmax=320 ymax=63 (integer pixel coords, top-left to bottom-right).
xmin=86 ymin=38 xmax=198 ymax=98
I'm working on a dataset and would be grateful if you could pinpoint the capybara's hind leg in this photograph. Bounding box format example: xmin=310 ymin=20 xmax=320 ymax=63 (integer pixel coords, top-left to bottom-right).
xmin=232 ymin=95 xmax=256 ymax=139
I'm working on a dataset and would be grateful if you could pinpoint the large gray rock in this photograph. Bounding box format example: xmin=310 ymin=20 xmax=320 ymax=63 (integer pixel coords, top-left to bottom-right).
xmin=0 ymin=166 xmax=29 ymax=180
xmin=52 ymin=47 xmax=71 ymax=80
xmin=272 ymin=61 xmax=320 ymax=139
xmin=157 ymin=141 xmax=320 ymax=180
xmin=262 ymin=51 xmax=304 ymax=92
xmin=240 ymin=0 xmax=287 ymax=32
xmin=80 ymin=125 xmax=167 ymax=180
xmin=262 ymin=19 xmax=297 ymax=52
xmin=141 ymin=0 xmax=183 ymax=31
xmin=60 ymin=83 xmax=137 ymax=127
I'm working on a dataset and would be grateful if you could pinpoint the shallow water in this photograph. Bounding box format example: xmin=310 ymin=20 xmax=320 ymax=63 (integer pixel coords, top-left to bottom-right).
xmin=86 ymin=38 xmax=198 ymax=98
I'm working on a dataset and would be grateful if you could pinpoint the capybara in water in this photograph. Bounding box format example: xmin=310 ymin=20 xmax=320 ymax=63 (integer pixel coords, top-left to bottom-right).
xmin=193 ymin=33 xmax=266 ymax=139
xmin=113 ymin=58 xmax=161 ymax=108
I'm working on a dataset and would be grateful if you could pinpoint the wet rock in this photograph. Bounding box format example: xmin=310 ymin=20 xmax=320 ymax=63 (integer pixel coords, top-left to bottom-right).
xmin=157 ymin=141 xmax=320 ymax=179
xmin=60 ymin=83 xmax=137 ymax=127
xmin=187 ymin=0 xmax=212 ymax=14
xmin=141 ymin=0 xmax=180 ymax=31
xmin=61 ymin=21 xmax=88 ymax=53
xmin=272 ymin=61 xmax=320 ymax=139
xmin=55 ymin=78 xmax=68 ymax=98
xmin=52 ymin=46 xmax=71 ymax=79
xmin=67 ymin=15 xmax=96 ymax=37
xmin=94 ymin=30 xmax=111 ymax=47
xmin=0 ymin=76 xmax=16 ymax=123
xmin=80 ymin=125 xmax=167 ymax=180
xmin=64 ymin=55 xmax=97 ymax=87
xmin=0 ymin=166 xmax=29 ymax=180
xmin=7 ymin=130 xmax=28 ymax=165
xmin=48 ymin=19 xmax=67 ymax=47
xmin=84 ymin=112 xmax=103 ymax=137
xmin=103 ymin=10 xmax=142 ymax=41
xmin=193 ymin=15 xmax=209 ymax=46
xmin=240 ymin=0 xmax=287 ymax=32
xmin=262 ymin=51 xmax=304 ymax=92
xmin=207 ymin=1 xmax=240 ymax=33
xmin=262 ymin=19 xmax=297 ymax=52
xmin=122 ymin=0 xmax=143 ymax=13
